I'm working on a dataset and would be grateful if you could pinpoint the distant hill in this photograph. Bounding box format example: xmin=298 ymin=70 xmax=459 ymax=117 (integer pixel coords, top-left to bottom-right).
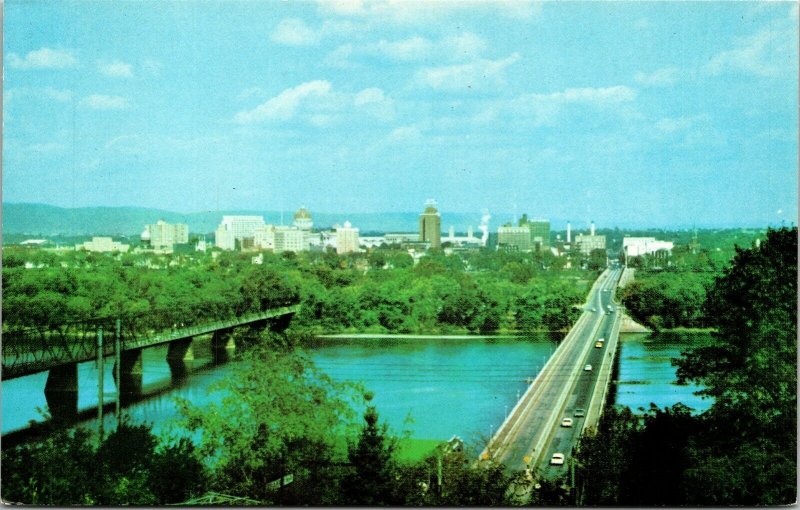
xmin=1 ymin=203 xmax=502 ymax=237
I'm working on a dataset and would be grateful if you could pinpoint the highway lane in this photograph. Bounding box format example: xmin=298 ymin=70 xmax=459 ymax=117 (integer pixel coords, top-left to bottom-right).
xmin=489 ymin=267 xmax=622 ymax=473
xmin=540 ymin=268 xmax=621 ymax=478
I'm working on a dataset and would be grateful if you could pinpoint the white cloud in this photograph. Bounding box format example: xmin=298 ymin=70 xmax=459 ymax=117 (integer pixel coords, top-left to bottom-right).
xmin=80 ymin=95 xmax=130 ymax=110
xmin=233 ymin=80 xmax=333 ymax=123
xmin=706 ymin=25 xmax=796 ymax=78
xmin=43 ymin=87 xmax=73 ymax=102
xmin=7 ymin=47 xmax=78 ymax=69
xmin=271 ymin=18 xmax=320 ymax=46
xmin=326 ymin=31 xmax=488 ymax=66
xmin=517 ymin=86 xmax=637 ymax=126
xmin=317 ymin=0 xmax=540 ymax=23
xmin=655 ymin=114 xmax=710 ymax=134
xmin=5 ymin=87 xmax=72 ymax=103
xmin=26 ymin=142 xmax=67 ymax=153
xmin=386 ymin=125 xmax=422 ymax=143
xmin=354 ymin=87 xmax=395 ymax=120
xmin=415 ymin=53 xmax=520 ymax=91
xmin=97 ymin=59 xmax=134 ymax=78
xmin=634 ymin=67 xmax=681 ymax=87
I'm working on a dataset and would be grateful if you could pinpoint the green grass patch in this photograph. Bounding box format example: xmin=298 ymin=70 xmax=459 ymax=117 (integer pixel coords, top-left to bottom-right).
xmin=395 ymin=437 xmax=442 ymax=464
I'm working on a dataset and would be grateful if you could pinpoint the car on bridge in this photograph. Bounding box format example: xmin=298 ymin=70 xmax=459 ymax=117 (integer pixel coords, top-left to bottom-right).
xmin=561 ymin=417 xmax=573 ymax=427
xmin=574 ymin=408 xmax=586 ymax=417
xmin=584 ymin=364 xmax=592 ymax=371
xmin=550 ymin=453 xmax=565 ymax=466
xmin=595 ymin=341 xmax=604 ymax=348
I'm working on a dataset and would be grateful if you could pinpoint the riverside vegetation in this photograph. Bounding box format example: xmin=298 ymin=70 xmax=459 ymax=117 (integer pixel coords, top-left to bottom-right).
xmin=2 ymin=229 xmax=795 ymax=504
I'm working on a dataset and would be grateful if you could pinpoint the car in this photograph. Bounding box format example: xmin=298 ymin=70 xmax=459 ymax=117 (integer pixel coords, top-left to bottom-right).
xmin=561 ymin=417 xmax=573 ymax=428
xmin=590 ymin=307 xmax=596 ymax=312
xmin=595 ymin=341 xmax=603 ymax=348
xmin=598 ymin=338 xmax=605 ymax=343
xmin=584 ymin=364 xmax=592 ymax=371
xmin=550 ymin=453 xmax=565 ymax=466
xmin=574 ymin=408 xmax=586 ymax=418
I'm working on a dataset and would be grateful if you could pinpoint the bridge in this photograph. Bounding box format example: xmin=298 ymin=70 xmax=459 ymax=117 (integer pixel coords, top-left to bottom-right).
xmin=2 ymin=304 xmax=300 ymax=417
xmin=483 ymin=268 xmax=623 ymax=478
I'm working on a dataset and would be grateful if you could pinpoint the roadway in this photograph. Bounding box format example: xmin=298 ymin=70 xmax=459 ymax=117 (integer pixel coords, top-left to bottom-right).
xmin=486 ymin=266 xmax=622 ymax=475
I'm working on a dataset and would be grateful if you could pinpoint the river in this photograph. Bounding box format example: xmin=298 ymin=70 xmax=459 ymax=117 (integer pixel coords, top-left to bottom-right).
xmin=2 ymin=332 xmax=711 ymax=445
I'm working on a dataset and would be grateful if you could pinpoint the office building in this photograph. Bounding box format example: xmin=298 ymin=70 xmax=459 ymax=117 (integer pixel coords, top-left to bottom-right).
xmin=498 ymin=225 xmax=532 ymax=252
xmin=575 ymin=234 xmax=607 ymax=255
xmin=336 ymin=221 xmax=360 ymax=254
xmin=419 ymin=199 xmax=441 ymax=249
xmin=274 ymin=226 xmax=307 ymax=253
xmin=528 ymin=219 xmax=550 ymax=250
xmin=141 ymin=220 xmax=189 ymax=250
xmin=254 ymin=225 xmax=276 ymax=250
xmin=214 ymin=215 xmax=266 ymax=251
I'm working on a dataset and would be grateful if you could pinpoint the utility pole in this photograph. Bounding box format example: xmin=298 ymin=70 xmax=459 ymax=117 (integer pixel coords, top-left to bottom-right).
xmin=97 ymin=325 xmax=104 ymax=440
xmin=115 ymin=319 xmax=121 ymax=427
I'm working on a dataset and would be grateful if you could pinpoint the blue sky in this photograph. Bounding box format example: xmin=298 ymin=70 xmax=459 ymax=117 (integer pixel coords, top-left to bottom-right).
xmin=4 ymin=0 xmax=798 ymax=227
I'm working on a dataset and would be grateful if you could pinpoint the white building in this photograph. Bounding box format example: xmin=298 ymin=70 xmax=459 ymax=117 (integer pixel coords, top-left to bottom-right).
xmin=254 ymin=225 xmax=276 ymax=250
xmin=76 ymin=237 xmax=130 ymax=253
xmin=336 ymin=221 xmax=360 ymax=254
xmin=274 ymin=226 xmax=307 ymax=253
xmin=214 ymin=215 xmax=266 ymax=251
xmin=293 ymin=207 xmax=313 ymax=231
xmin=142 ymin=220 xmax=189 ymax=250
xmin=623 ymin=237 xmax=674 ymax=257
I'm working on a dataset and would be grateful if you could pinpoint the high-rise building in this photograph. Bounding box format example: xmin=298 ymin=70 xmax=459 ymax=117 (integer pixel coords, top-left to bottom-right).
xmin=336 ymin=221 xmax=360 ymax=254
xmin=419 ymin=199 xmax=441 ymax=249
xmin=214 ymin=215 xmax=266 ymax=250
xmin=528 ymin=219 xmax=550 ymax=250
xmin=498 ymin=225 xmax=532 ymax=252
xmin=142 ymin=220 xmax=189 ymax=250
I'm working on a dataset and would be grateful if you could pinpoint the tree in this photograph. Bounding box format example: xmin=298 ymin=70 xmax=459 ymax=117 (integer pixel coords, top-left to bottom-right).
xmin=675 ymin=227 xmax=797 ymax=504
xmin=177 ymin=341 xmax=358 ymax=504
xmin=341 ymin=392 xmax=400 ymax=505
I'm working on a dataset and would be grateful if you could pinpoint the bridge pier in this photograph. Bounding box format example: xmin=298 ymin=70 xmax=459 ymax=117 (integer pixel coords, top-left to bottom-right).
xmin=212 ymin=329 xmax=235 ymax=363
xmin=113 ymin=349 xmax=143 ymax=404
xmin=44 ymin=363 xmax=79 ymax=420
xmin=167 ymin=338 xmax=194 ymax=362
xmin=270 ymin=313 xmax=295 ymax=333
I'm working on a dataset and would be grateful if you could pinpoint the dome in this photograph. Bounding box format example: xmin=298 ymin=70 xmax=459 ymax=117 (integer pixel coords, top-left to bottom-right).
xmin=343 ymin=221 xmax=352 ymax=228
xmin=294 ymin=207 xmax=312 ymax=220
xmin=140 ymin=226 xmax=151 ymax=241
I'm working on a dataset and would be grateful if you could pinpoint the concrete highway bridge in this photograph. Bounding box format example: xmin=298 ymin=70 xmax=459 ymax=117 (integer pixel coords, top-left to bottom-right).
xmin=2 ymin=304 xmax=300 ymax=417
xmin=483 ymin=268 xmax=623 ymax=478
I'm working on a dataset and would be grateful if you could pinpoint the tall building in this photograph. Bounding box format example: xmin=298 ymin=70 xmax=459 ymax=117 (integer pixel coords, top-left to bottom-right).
xmin=336 ymin=221 xmax=360 ymax=254
xmin=141 ymin=220 xmax=188 ymax=250
xmin=214 ymin=215 xmax=266 ymax=251
xmin=498 ymin=225 xmax=531 ymax=252
xmin=528 ymin=219 xmax=550 ymax=250
xmin=419 ymin=199 xmax=441 ymax=249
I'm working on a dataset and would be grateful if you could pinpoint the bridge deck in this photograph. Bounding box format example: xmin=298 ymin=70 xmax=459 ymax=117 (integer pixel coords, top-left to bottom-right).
xmin=2 ymin=305 xmax=300 ymax=380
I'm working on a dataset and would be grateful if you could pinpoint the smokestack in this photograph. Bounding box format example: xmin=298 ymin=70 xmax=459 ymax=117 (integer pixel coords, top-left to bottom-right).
xmin=449 ymin=225 xmax=455 ymax=240
xmin=590 ymin=221 xmax=595 ymax=237
xmin=468 ymin=225 xmax=474 ymax=239
xmin=566 ymin=222 xmax=571 ymax=243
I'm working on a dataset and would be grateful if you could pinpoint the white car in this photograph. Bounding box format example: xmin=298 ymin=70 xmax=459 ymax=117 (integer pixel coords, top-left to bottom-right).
xmin=584 ymin=364 xmax=593 ymax=371
xmin=561 ymin=417 xmax=574 ymax=428
xmin=550 ymin=453 xmax=565 ymax=466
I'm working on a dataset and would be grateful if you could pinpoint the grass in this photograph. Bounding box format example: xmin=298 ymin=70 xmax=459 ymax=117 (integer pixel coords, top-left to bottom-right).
xmin=395 ymin=437 xmax=443 ymax=464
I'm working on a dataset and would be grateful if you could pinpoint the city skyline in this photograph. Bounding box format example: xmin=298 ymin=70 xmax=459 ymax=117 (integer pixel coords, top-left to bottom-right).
xmin=3 ymin=1 xmax=798 ymax=228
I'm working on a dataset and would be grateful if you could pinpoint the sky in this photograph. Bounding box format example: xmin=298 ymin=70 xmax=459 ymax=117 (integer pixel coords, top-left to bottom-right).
xmin=3 ymin=0 xmax=798 ymax=228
